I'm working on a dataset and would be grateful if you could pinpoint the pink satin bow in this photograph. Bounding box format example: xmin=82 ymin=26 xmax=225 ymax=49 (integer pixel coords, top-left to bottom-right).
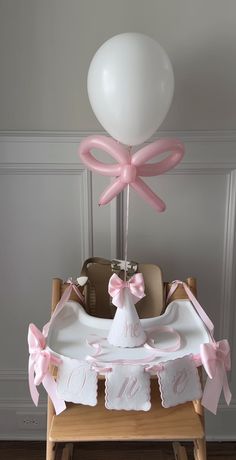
xmin=200 ymin=340 xmax=231 ymax=414
xmin=79 ymin=136 xmax=184 ymax=212
xmin=108 ymin=273 xmax=145 ymax=308
xmin=43 ymin=278 xmax=84 ymax=337
xmin=28 ymin=323 xmax=66 ymax=415
xmin=167 ymin=280 xmax=232 ymax=413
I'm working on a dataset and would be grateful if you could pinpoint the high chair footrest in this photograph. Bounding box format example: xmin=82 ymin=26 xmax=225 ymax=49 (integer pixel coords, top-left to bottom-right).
xmin=49 ymin=382 xmax=204 ymax=443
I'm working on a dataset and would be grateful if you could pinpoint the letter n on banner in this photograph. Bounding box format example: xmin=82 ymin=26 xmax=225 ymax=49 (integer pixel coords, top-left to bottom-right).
xmin=105 ymin=364 xmax=151 ymax=411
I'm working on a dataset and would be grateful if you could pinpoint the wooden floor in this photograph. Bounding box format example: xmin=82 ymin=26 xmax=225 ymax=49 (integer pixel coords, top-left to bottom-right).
xmin=0 ymin=441 xmax=236 ymax=460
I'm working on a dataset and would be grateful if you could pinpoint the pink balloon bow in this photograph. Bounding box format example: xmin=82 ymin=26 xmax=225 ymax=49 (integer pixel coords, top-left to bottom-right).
xmin=200 ymin=340 xmax=232 ymax=414
xmin=108 ymin=273 xmax=145 ymax=308
xmin=79 ymin=135 xmax=184 ymax=212
xmin=28 ymin=323 xmax=66 ymax=415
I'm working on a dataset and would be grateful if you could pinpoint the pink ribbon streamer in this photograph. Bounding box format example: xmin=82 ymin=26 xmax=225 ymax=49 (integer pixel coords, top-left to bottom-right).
xmin=28 ymin=323 xmax=66 ymax=415
xmin=200 ymin=340 xmax=232 ymax=414
xmin=166 ymin=280 xmax=214 ymax=336
xmin=145 ymin=326 xmax=181 ymax=355
xmin=86 ymin=335 xmax=108 ymax=358
xmin=43 ymin=278 xmax=84 ymax=337
xmin=79 ymin=136 xmax=184 ymax=213
xmin=108 ymin=272 xmax=145 ymax=308
xmin=86 ymin=326 xmax=181 ymax=367
xmin=167 ymin=280 xmax=232 ymax=413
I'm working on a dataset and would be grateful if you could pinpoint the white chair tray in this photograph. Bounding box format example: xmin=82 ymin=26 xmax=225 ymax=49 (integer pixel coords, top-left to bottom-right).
xmin=47 ymin=299 xmax=211 ymax=365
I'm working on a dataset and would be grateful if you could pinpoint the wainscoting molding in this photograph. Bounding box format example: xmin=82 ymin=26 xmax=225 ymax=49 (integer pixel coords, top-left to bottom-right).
xmin=0 ymin=131 xmax=236 ymax=440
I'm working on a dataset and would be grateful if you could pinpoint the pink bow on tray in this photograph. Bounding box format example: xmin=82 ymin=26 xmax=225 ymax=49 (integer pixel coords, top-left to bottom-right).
xmin=79 ymin=136 xmax=184 ymax=212
xmin=28 ymin=323 xmax=66 ymax=415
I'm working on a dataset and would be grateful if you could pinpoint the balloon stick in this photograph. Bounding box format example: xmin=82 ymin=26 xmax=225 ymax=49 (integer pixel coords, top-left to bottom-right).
xmin=124 ymin=183 xmax=130 ymax=282
xmin=124 ymin=145 xmax=132 ymax=281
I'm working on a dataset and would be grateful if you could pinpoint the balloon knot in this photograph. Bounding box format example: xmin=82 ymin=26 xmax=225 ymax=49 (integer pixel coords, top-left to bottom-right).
xmin=121 ymin=164 xmax=137 ymax=183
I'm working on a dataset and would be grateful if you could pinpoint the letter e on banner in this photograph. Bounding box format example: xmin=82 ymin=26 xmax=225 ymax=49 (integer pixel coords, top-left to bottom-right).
xmin=157 ymin=355 xmax=202 ymax=408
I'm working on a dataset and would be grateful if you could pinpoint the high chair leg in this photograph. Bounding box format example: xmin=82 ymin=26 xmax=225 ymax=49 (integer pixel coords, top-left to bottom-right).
xmin=61 ymin=443 xmax=74 ymax=460
xmin=172 ymin=442 xmax=188 ymax=459
xmin=46 ymin=439 xmax=56 ymax=460
xmin=47 ymin=278 xmax=63 ymax=460
xmin=194 ymin=438 xmax=207 ymax=460
xmin=46 ymin=396 xmax=56 ymax=460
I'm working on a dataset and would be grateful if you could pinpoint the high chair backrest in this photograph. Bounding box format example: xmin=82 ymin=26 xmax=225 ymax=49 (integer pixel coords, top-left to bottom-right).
xmin=80 ymin=257 xmax=164 ymax=319
xmin=51 ymin=274 xmax=197 ymax=320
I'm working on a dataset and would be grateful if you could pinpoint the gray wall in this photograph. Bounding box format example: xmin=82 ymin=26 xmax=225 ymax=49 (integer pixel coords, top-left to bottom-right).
xmin=0 ymin=0 xmax=236 ymax=440
xmin=1 ymin=0 xmax=236 ymax=132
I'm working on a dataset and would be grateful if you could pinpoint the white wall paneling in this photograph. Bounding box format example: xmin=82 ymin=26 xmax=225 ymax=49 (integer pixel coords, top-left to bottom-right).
xmin=0 ymin=131 xmax=236 ymax=440
xmin=0 ymin=133 xmax=120 ymax=439
xmin=123 ymin=137 xmax=236 ymax=439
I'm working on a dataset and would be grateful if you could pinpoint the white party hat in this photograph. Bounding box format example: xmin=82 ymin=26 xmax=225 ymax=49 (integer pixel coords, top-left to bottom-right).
xmin=108 ymin=280 xmax=146 ymax=348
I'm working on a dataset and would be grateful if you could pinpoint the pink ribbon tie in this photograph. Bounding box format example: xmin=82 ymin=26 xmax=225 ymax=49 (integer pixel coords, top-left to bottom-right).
xmin=167 ymin=280 xmax=232 ymax=413
xmin=200 ymin=340 xmax=232 ymax=414
xmin=167 ymin=280 xmax=214 ymax=336
xmin=28 ymin=323 xmax=66 ymax=415
xmin=66 ymin=278 xmax=85 ymax=305
xmin=108 ymin=273 xmax=145 ymax=308
xmin=79 ymin=136 xmax=184 ymax=213
xmin=43 ymin=278 xmax=84 ymax=337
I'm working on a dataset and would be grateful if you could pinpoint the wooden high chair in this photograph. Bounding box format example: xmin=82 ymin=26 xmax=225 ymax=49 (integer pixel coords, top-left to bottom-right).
xmin=46 ymin=277 xmax=206 ymax=460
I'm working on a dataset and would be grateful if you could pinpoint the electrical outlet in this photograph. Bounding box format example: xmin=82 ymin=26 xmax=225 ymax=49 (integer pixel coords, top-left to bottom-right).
xmin=16 ymin=411 xmax=46 ymax=430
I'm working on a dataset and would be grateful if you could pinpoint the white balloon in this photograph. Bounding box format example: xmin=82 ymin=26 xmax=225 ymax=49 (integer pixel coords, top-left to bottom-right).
xmin=87 ymin=33 xmax=174 ymax=146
